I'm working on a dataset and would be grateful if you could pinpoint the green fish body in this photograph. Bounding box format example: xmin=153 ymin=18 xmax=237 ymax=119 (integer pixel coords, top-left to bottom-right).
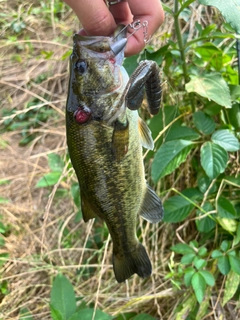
xmin=66 ymin=27 xmax=163 ymax=283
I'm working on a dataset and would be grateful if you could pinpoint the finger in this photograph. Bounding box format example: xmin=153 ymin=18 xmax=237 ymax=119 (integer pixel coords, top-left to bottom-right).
xmin=108 ymin=1 xmax=133 ymax=25
xmin=64 ymin=0 xmax=117 ymax=36
xmin=125 ymin=0 xmax=164 ymax=56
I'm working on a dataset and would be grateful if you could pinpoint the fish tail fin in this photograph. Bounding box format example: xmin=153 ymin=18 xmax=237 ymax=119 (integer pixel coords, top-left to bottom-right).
xmin=112 ymin=243 xmax=152 ymax=283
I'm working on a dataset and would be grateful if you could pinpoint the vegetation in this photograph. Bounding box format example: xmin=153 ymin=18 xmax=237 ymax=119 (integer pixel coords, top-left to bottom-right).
xmin=0 ymin=0 xmax=239 ymax=319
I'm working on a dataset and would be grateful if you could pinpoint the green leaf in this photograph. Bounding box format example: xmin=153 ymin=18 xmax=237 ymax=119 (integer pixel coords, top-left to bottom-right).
xmin=70 ymin=183 xmax=80 ymax=208
xmin=198 ymin=0 xmax=240 ymax=33
xmin=133 ymin=314 xmax=156 ymax=320
xmin=196 ymin=202 xmax=216 ymax=233
xmin=194 ymin=258 xmax=207 ymax=270
xmin=195 ymin=43 xmax=223 ymax=71
xmin=69 ymin=308 xmax=112 ymax=320
xmin=0 ymin=197 xmax=9 ymax=204
xmin=217 ymin=217 xmax=238 ymax=233
xmin=211 ymin=249 xmax=223 ymax=259
xmin=50 ymin=305 xmax=64 ymax=320
xmin=228 ymin=255 xmax=240 ymax=275
xmin=123 ymin=55 xmax=139 ymax=76
xmin=211 ymin=130 xmax=240 ymax=152
xmin=151 ymin=140 xmax=194 ymax=182
xmin=19 ymin=308 xmax=34 ymax=320
xmin=200 ymin=142 xmax=228 ymax=179
xmin=163 ymin=188 xmax=202 ymax=223
xmin=199 ymin=270 xmax=215 ymax=286
xmin=171 ymin=243 xmax=195 ymax=255
xmin=222 ymin=270 xmax=240 ymax=306
xmin=48 ymin=153 xmax=64 ymax=172
xmin=198 ymin=247 xmax=208 ymax=257
xmin=197 ymin=174 xmax=217 ymax=194
xmin=193 ymin=111 xmax=216 ymax=135
xmin=181 ymin=253 xmax=196 ymax=264
xmin=186 ymin=73 xmax=231 ymax=108
xmin=163 ymin=195 xmax=194 ymax=223
xmin=191 ymin=272 xmax=206 ymax=303
xmin=114 ymin=313 xmax=137 ymax=320
xmin=217 ymin=196 xmax=237 ymax=219
xmin=36 ymin=172 xmax=62 ymax=188
xmin=166 ymin=125 xmax=200 ymax=141
xmin=50 ymin=274 xmax=76 ymax=320
xmin=220 ymin=240 xmax=231 ymax=252
xmin=184 ymin=267 xmax=195 ymax=287
xmin=217 ymin=255 xmax=231 ymax=275
xmin=175 ymin=295 xmax=196 ymax=320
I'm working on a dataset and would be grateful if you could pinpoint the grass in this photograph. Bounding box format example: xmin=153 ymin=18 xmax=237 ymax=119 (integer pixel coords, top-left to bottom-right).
xmin=0 ymin=1 xmax=239 ymax=319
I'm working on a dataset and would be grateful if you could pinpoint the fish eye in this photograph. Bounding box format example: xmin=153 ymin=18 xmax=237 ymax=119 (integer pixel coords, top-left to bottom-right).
xmin=75 ymin=60 xmax=87 ymax=75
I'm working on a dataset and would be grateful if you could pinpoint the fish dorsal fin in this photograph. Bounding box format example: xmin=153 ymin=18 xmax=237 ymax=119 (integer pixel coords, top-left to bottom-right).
xmin=81 ymin=192 xmax=99 ymax=222
xmin=138 ymin=118 xmax=154 ymax=150
xmin=139 ymin=184 xmax=164 ymax=223
xmin=111 ymin=119 xmax=129 ymax=162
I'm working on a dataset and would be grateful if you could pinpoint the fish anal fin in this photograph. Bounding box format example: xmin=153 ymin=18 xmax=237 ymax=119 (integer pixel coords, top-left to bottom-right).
xmin=81 ymin=192 xmax=98 ymax=222
xmin=111 ymin=119 xmax=129 ymax=162
xmin=138 ymin=118 xmax=154 ymax=150
xmin=112 ymin=243 xmax=152 ymax=283
xmin=140 ymin=184 xmax=164 ymax=223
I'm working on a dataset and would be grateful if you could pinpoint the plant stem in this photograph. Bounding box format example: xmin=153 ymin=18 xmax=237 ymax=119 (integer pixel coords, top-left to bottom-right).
xmin=173 ymin=0 xmax=195 ymax=111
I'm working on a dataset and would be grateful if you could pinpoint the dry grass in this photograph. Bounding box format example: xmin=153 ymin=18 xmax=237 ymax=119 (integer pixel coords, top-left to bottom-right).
xmin=0 ymin=1 xmax=239 ymax=319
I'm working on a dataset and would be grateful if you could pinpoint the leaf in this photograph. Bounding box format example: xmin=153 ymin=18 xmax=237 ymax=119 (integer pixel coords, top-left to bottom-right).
xmin=50 ymin=274 xmax=76 ymax=320
xmin=217 ymin=196 xmax=237 ymax=219
xmin=196 ymin=202 xmax=216 ymax=233
xmin=133 ymin=314 xmax=156 ymax=320
xmin=163 ymin=188 xmax=202 ymax=223
xmin=191 ymin=272 xmax=206 ymax=303
xmin=175 ymin=295 xmax=196 ymax=320
xmin=48 ymin=153 xmax=64 ymax=172
xmin=184 ymin=267 xmax=195 ymax=287
xmin=35 ymin=172 xmax=62 ymax=188
xmin=181 ymin=253 xmax=196 ymax=264
xmin=50 ymin=305 xmax=64 ymax=320
xmin=222 ymin=270 xmax=240 ymax=306
xmin=194 ymin=258 xmax=207 ymax=270
xmin=211 ymin=249 xmax=223 ymax=259
xmin=198 ymin=0 xmax=240 ymax=33
xmin=217 ymin=255 xmax=231 ymax=275
xmin=151 ymin=140 xmax=194 ymax=182
xmin=70 ymin=183 xmax=80 ymax=208
xmin=228 ymin=255 xmax=240 ymax=275
xmin=199 ymin=270 xmax=215 ymax=286
xmin=69 ymin=308 xmax=112 ymax=320
xmin=193 ymin=111 xmax=216 ymax=135
xmin=195 ymin=43 xmax=223 ymax=71
xmin=211 ymin=130 xmax=240 ymax=152
xmin=166 ymin=125 xmax=200 ymax=141
xmin=217 ymin=217 xmax=238 ymax=233
xmin=220 ymin=240 xmax=231 ymax=252
xmin=171 ymin=243 xmax=195 ymax=255
xmin=163 ymin=196 xmax=193 ymax=223
xmin=19 ymin=308 xmax=34 ymax=320
xmin=200 ymin=142 xmax=228 ymax=179
xmin=186 ymin=73 xmax=231 ymax=108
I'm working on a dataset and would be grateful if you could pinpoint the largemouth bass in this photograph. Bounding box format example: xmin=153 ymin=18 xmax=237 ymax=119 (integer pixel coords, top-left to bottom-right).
xmin=66 ymin=26 xmax=163 ymax=283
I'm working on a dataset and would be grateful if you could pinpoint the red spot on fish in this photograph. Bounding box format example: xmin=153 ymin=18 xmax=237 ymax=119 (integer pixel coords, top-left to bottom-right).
xmin=74 ymin=107 xmax=91 ymax=124
xmin=109 ymin=57 xmax=116 ymax=64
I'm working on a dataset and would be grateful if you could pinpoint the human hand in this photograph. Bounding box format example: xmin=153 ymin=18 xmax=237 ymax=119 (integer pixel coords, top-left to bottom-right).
xmin=63 ymin=0 xmax=164 ymax=56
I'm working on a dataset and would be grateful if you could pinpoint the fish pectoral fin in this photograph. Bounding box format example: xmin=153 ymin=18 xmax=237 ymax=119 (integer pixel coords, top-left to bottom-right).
xmin=111 ymin=119 xmax=129 ymax=162
xmin=81 ymin=192 xmax=99 ymax=222
xmin=138 ymin=118 xmax=154 ymax=150
xmin=112 ymin=243 xmax=152 ymax=283
xmin=139 ymin=184 xmax=164 ymax=223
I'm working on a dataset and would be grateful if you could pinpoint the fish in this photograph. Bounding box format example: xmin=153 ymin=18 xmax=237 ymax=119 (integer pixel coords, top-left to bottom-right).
xmin=66 ymin=25 xmax=163 ymax=283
